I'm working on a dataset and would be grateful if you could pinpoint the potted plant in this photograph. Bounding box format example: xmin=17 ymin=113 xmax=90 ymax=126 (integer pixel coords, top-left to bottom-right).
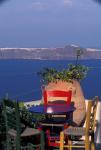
xmin=39 ymin=48 xmax=88 ymax=84
xmin=38 ymin=49 xmax=89 ymax=126
xmin=39 ymin=63 xmax=88 ymax=85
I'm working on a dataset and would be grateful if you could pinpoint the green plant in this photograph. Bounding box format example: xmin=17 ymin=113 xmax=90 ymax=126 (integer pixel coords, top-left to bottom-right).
xmin=38 ymin=48 xmax=89 ymax=85
xmin=39 ymin=64 xmax=89 ymax=85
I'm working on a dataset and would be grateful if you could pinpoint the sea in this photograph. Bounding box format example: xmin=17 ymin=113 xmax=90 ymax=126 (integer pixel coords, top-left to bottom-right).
xmin=0 ymin=59 xmax=101 ymax=102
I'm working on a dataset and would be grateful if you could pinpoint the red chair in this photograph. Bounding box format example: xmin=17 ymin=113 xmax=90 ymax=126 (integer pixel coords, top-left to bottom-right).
xmin=43 ymin=90 xmax=72 ymax=106
xmin=43 ymin=90 xmax=72 ymax=149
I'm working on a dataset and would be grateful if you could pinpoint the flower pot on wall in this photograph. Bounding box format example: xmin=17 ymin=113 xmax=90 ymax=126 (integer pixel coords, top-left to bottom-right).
xmin=44 ymin=80 xmax=86 ymax=126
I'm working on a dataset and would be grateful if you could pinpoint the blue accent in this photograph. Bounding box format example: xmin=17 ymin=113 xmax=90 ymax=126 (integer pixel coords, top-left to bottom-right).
xmin=28 ymin=105 xmax=75 ymax=114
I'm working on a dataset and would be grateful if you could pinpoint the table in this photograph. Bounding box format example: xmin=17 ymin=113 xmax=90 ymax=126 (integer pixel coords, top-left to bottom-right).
xmin=29 ymin=105 xmax=74 ymax=114
xmin=29 ymin=105 xmax=75 ymax=126
xmin=29 ymin=105 xmax=75 ymax=149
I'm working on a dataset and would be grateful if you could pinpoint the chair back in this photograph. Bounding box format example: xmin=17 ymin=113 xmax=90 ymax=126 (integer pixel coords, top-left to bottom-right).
xmin=85 ymin=96 xmax=98 ymax=134
xmin=43 ymin=90 xmax=72 ymax=106
xmin=3 ymin=99 xmax=21 ymax=138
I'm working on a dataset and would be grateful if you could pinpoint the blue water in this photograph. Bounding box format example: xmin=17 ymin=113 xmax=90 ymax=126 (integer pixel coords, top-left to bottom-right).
xmin=0 ymin=59 xmax=101 ymax=101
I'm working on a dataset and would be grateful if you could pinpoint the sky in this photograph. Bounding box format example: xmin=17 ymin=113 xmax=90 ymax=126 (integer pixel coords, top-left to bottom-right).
xmin=0 ymin=0 xmax=101 ymax=48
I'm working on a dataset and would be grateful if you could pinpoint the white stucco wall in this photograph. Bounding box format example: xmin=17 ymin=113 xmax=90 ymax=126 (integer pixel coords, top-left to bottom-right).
xmin=24 ymin=100 xmax=42 ymax=108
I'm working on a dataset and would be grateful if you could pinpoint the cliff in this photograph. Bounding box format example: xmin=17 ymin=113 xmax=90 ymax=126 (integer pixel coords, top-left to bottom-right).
xmin=0 ymin=45 xmax=101 ymax=60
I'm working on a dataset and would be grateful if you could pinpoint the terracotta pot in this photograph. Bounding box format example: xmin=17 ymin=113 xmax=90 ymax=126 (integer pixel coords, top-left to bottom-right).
xmin=44 ymin=80 xmax=86 ymax=126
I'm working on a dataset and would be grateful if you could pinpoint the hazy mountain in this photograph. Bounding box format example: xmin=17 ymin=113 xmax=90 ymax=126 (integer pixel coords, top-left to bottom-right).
xmin=0 ymin=45 xmax=101 ymax=60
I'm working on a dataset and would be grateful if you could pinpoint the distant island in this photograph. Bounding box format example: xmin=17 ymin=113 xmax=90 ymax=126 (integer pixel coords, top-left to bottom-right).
xmin=0 ymin=45 xmax=101 ymax=60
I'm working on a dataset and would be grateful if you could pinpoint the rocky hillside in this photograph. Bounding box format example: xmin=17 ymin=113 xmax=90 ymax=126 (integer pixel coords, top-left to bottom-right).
xmin=0 ymin=45 xmax=101 ymax=60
